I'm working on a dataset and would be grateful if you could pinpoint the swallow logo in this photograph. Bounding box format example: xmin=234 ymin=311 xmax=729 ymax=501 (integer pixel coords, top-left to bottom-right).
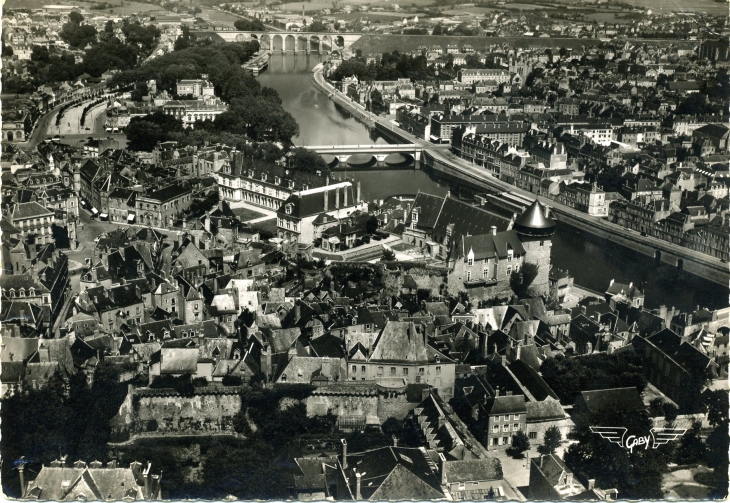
xmin=590 ymin=427 xmax=686 ymax=454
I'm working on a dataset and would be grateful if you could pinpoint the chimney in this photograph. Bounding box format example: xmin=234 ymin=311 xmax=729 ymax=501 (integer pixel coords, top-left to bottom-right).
xmin=344 ymin=186 xmax=348 ymax=207
xmin=19 ymin=309 xmax=26 ymax=326
xmin=491 ymin=226 xmax=497 ymax=235
xmin=355 ymin=472 xmax=362 ymax=500
xmin=357 ymin=182 xmax=362 ymax=203
xmin=324 ymin=188 xmax=329 ymax=212
xmin=439 ymin=453 xmax=448 ymax=486
xmin=445 ymin=190 xmax=451 ymax=199
xmin=609 ymin=279 xmax=614 ymax=287
xmin=205 ymin=213 xmax=211 ymax=233
xmin=495 ymin=386 xmax=500 ymax=397
xmin=143 ymin=462 xmax=151 ymax=499
xmin=18 ymin=459 xmax=26 ymax=498
xmin=588 ymin=479 xmax=596 ymax=490
xmin=341 ymin=439 xmax=348 ymax=469
xmin=336 ymin=188 xmax=340 ymax=209
xmin=295 ymin=303 xmax=301 ymax=321
xmin=392 ymin=434 xmax=398 ymax=447
xmin=108 ymin=459 xmax=117 ymax=469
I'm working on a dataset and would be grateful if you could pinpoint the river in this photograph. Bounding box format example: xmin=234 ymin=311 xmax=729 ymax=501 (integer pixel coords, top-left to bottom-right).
xmin=258 ymin=53 xmax=728 ymax=311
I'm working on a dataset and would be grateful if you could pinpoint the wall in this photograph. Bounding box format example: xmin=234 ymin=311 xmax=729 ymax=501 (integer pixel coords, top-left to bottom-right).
xmin=111 ymin=386 xmax=243 ymax=441
xmin=305 ymin=389 xmax=416 ymax=423
xmin=526 ymin=417 xmax=574 ymax=443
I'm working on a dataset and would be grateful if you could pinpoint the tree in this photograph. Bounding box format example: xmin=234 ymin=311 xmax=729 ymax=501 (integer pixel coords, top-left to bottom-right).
xmin=432 ymin=24 xmax=443 ymax=35
xmin=308 ymin=20 xmax=328 ymax=32
xmin=510 ymin=262 xmax=539 ymax=298
xmin=539 ymin=425 xmax=562 ymax=455
xmin=366 ymin=215 xmax=379 ymax=234
xmin=507 ymin=431 xmax=530 ymax=458
xmin=60 ymin=20 xmax=98 ymax=48
xmin=289 ymin=147 xmax=329 ymax=176
xmin=673 ymin=422 xmax=706 ymax=465
xmin=69 ymin=10 xmax=84 ymax=25
xmin=126 ymin=112 xmax=184 ymax=151
xmin=234 ymin=18 xmax=266 ymax=31
xmin=382 ymin=247 xmax=396 ymax=261
xmin=368 ymin=89 xmax=387 ymax=115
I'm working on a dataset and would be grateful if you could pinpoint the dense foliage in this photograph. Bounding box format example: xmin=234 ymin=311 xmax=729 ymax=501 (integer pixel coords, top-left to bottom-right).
xmin=329 ymin=51 xmax=439 ymax=82
xmin=60 ymin=12 xmax=98 ymax=48
xmin=234 ymin=18 xmax=266 ymax=31
xmin=1 ymin=364 xmax=129 ymax=497
xmin=540 ymin=352 xmax=647 ymax=405
xmin=564 ymin=407 xmax=670 ymax=499
xmin=119 ymin=41 xmax=299 ymax=146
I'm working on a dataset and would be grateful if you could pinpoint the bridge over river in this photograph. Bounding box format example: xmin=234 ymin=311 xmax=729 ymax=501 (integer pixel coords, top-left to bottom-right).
xmin=192 ymin=29 xmax=362 ymax=53
xmin=302 ymin=143 xmax=450 ymax=168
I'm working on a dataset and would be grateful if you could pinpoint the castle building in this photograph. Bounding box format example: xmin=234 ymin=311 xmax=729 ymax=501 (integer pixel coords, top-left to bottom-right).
xmin=447 ymin=200 xmax=555 ymax=300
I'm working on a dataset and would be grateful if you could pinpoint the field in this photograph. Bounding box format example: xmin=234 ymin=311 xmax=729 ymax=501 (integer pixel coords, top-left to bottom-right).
xmin=351 ymin=33 xmax=606 ymax=54
xmin=620 ymin=0 xmax=729 ymax=16
xmin=5 ymin=0 xmax=164 ymax=13
xmin=231 ymin=207 xmax=267 ymax=222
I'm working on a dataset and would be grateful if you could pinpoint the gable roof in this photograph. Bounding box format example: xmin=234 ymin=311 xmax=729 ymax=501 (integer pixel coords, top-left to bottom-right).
xmin=577 ymin=387 xmax=645 ymax=414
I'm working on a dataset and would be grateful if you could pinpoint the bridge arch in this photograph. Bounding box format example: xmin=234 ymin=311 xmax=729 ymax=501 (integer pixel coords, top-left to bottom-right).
xmin=322 ymin=35 xmax=332 ymax=53
xmin=310 ymin=35 xmax=321 ymax=53
xmin=285 ymin=34 xmax=296 ymax=52
xmin=677 ymin=258 xmax=684 ymax=271
xmin=335 ymin=35 xmax=345 ymax=49
xmin=260 ymin=34 xmax=271 ymax=50
xmin=235 ymin=33 xmax=250 ymax=42
xmin=384 ymin=153 xmax=415 ymax=167
xmin=654 ymin=250 xmax=661 ymax=267
xmin=344 ymin=153 xmax=376 ymax=168
xmin=297 ymin=35 xmax=308 ymax=52
xmin=272 ymin=34 xmax=283 ymax=52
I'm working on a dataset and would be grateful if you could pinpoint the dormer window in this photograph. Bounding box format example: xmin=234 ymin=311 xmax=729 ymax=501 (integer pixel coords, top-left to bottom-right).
xmin=261 ymin=173 xmax=267 ymax=182
xmin=19 ymin=289 xmax=25 ymax=297
xmin=29 ymin=288 xmax=35 ymax=296
xmin=285 ymin=204 xmax=292 ymax=215
xmin=275 ymin=176 xmax=281 ymax=185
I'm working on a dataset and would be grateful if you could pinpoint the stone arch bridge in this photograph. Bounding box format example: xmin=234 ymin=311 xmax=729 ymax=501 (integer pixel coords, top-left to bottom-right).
xmin=303 ymin=144 xmax=423 ymax=168
xmin=199 ymin=30 xmax=363 ymax=54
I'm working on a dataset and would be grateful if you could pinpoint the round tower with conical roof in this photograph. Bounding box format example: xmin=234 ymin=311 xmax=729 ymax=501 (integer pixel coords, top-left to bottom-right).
xmin=514 ymin=200 xmax=555 ymax=297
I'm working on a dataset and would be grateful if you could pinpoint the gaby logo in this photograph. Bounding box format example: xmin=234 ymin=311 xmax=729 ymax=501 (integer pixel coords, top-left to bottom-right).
xmin=590 ymin=427 xmax=687 ymax=454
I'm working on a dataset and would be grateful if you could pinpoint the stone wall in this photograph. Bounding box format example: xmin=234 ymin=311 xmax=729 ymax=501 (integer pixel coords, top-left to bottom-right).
xmin=305 ymin=387 xmax=417 ymax=424
xmin=111 ymin=386 xmax=243 ymax=441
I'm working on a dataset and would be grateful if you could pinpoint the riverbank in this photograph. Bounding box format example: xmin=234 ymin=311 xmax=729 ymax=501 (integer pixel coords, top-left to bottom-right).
xmin=310 ymin=64 xmax=728 ymax=288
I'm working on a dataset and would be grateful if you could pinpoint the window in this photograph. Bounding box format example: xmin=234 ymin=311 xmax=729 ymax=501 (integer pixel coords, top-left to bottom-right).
xmin=529 ymin=432 xmax=537 ymax=439
xmin=467 ymin=257 xmax=473 ymax=266
xmin=352 ymin=365 xmax=357 ymax=373
xmin=492 ymin=438 xmax=499 ymax=446
xmin=506 ymin=266 xmax=512 ymax=276
xmin=466 ymin=271 xmax=471 ymax=282
xmin=418 ymin=367 xmax=424 ymax=375
xmin=515 ymin=264 xmax=519 ymax=273
xmin=390 ymin=367 xmax=396 ymax=375
xmin=503 ymin=424 xmax=509 ymax=432
xmin=403 ymin=368 xmax=409 ymax=376
xmin=361 ymin=366 xmax=366 ymax=373
xmin=492 ymin=425 xmax=499 ymax=433
xmin=513 ymin=423 xmax=520 ymax=430
xmin=435 ymin=366 xmax=441 ymax=374
xmin=503 ymin=436 xmax=509 ymax=445
xmin=483 ymin=267 xmax=488 ymax=278
xmin=377 ymin=366 xmax=383 ymax=376
xmin=513 ymin=414 xmax=520 ymax=420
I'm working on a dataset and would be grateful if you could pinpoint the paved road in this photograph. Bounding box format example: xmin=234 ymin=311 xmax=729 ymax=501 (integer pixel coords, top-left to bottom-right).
xmin=313 ymin=67 xmax=729 ymax=283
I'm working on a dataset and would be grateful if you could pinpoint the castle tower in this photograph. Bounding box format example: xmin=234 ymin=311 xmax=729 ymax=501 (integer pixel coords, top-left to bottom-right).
xmin=514 ymin=200 xmax=555 ymax=297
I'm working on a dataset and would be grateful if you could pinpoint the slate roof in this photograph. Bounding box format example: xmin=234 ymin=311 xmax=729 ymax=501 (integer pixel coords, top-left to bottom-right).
xmin=342 ymin=447 xmax=444 ymax=501
xmin=277 ymin=184 xmax=356 ymax=219
xmin=24 ymin=463 xmax=153 ymax=501
xmin=508 ymin=359 xmax=558 ymax=401
xmin=443 ymin=459 xmax=503 ymax=483
xmin=458 ymin=230 xmax=526 ymax=261
xmin=577 ymin=387 xmax=645 ymax=414
xmin=484 ymin=394 xmax=527 ymax=415
xmin=525 ymin=397 xmax=567 ymax=422
xmin=645 ymin=328 xmax=713 ymax=373
xmin=141 ymin=184 xmax=191 ymax=203
xmin=159 ymin=347 xmax=198 ymax=374
xmin=369 ymin=321 xmax=452 ymax=364
xmin=12 ymin=201 xmax=54 ymax=220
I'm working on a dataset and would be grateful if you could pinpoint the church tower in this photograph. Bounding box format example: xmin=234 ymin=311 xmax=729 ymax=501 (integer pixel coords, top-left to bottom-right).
xmin=514 ymin=200 xmax=555 ymax=297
